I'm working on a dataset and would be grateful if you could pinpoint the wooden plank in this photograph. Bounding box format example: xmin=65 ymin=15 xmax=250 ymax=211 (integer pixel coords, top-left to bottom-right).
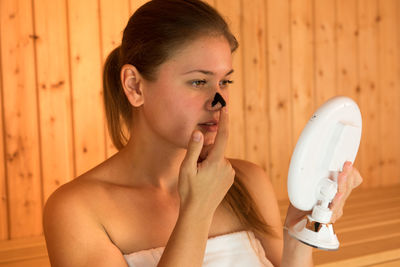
xmin=338 ymin=196 xmax=400 ymax=217
xmin=0 ymin=257 xmax=49 ymax=267
xmin=278 ymin=185 xmax=400 ymax=212
xmin=129 ymin=0 xmax=149 ymax=15
xmin=346 ymin=192 xmax=400 ymax=207
xmin=203 ymin=0 xmax=215 ymax=7
xmin=0 ymin=235 xmax=44 ymax=250
xmin=343 ymin=193 xmax=400 ymax=211
xmin=99 ymin=0 xmax=130 ymax=158
xmin=314 ymin=0 xmax=336 ymax=106
xmin=266 ymin=0 xmax=292 ymax=200
xmin=279 ymin=185 xmax=400 ymax=266
xmin=279 ymin=192 xmax=400 ymax=226
xmin=290 ymin=0 xmax=315 ymax=144
xmin=68 ymin=0 xmax=106 ymax=176
xmin=337 ymin=209 xmax=400 ymax=232
xmin=378 ymin=0 xmax=400 ymax=186
xmin=215 ymin=0 xmax=246 ymax=160
xmin=369 ymin=259 xmax=400 ymax=267
xmin=0 ymin=185 xmax=397 ymax=266
xmin=0 ymin=239 xmax=47 ymax=263
xmin=336 ymin=0 xmax=362 ymax=171
xmin=357 ymin=0 xmax=380 ymax=188
xmin=314 ymin=236 xmax=400 ymax=266
xmin=0 ymin=236 xmax=49 ymax=266
xmin=241 ymin=0 xmax=270 ymax=177
xmin=337 ymin=221 xmax=400 ymax=246
xmin=0 ymin=0 xmax=43 ymax=238
xmin=338 ymin=196 xmax=400 ymax=216
xmin=0 ymin=14 xmax=8 ymax=240
xmin=342 ymin=185 xmax=400 ymax=201
xmin=34 ymin=0 xmax=75 ymax=202
xmin=278 ymin=183 xmax=400 ymax=218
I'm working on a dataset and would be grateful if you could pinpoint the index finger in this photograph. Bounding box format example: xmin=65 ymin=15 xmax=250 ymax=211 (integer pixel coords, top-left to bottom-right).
xmin=206 ymin=106 xmax=229 ymax=161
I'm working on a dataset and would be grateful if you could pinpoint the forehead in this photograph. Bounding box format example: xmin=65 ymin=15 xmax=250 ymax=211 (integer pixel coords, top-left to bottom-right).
xmin=161 ymin=36 xmax=233 ymax=75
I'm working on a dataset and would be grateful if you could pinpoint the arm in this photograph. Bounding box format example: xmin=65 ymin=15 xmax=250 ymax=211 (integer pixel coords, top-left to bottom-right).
xmin=158 ymin=106 xmax=234 ymax=266
xmin=157 ymin=204 xmax=214 ymax=267
xmin=281 ymin=229 xmax=313 ymax=267
xmin=282 ymin=213 xmax=313 ymax=267
xmin=43 ymin=182 xmax=128 ymax=267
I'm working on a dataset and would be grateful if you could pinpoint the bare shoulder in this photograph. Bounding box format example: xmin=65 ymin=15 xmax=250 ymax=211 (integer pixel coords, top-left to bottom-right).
xmin=43 ymin=176 xmax=127 ymax=267
xmin=227 ymin=158 xmax=284 ymax=266
xmin=228 ymin=158 xmax=270 ymax=186
xmin=227 ymin=158 xmax=282 ymax=230
xmin=228 ymin=159 xmax=277 ymax=205
xmin=43 ymin=175 xmax=102 ymax=225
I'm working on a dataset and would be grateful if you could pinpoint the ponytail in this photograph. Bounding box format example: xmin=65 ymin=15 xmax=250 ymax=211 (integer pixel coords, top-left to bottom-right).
xmin=103 ymin=46 xmax=131 ymax=150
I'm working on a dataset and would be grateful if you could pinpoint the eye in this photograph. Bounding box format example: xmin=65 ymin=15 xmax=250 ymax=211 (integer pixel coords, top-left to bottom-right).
xmin=219 ymin=80 xmax=234 ymax=88
xmin=190 ymin=79 xmax=207 ymax=88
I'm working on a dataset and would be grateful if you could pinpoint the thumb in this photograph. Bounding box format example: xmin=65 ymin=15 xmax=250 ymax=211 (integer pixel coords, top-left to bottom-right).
xmin=182 ymin=131 xmax=204 ymax=172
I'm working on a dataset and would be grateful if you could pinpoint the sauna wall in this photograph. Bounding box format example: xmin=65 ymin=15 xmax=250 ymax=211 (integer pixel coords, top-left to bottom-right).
xmin=0 ymin=0 xmax=399 ymax=240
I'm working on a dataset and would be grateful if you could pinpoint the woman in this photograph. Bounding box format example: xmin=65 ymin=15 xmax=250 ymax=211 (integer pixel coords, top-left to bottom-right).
xmin=43 ymin=0 xmax=363 ymax=266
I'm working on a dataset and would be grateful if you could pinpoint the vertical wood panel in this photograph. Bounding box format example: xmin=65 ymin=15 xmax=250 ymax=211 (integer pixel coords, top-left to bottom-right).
xmin=99 ymin=0 xmax=130 ymax=158
xmin=68 ymin=0 xmax=106 ymax=176
xmin=290 ymin=0 xmax=315 ymax=144
xmin=378 ymin=0 xmax=400 ymax=185
xmin=0 ymin=22 xmax=9 ymax=240
xmin=267 ymin=0 xmax=292 ymax=199
xmin=34 ymin=0 xmax=75 ymax=202
xmin=241 ymin=0 xmax=270 ymax=172
xmin=0 ymin=0 xmax=43 ymax=238
xmin=314 ymin=0 xmax=336 ymax=105
xmin=358 ymin=0 xmax=380 ymax=187
xmin=129 ymin=0 xmax=149 ymax=14
xmin=0 ymin=0 xmax=399 ymax=240
xmin=203 ymin=0 xmax=216 ymax=7
xmin=215 ymin=0 xmax=246 ymax=160
xmin=336 ymin=0 xmax=361 ymax=169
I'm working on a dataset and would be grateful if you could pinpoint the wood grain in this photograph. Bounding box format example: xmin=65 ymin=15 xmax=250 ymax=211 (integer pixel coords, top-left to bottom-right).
xmin=67 ymin=0 xmax=106 ymax=176
xmin=0 ymin=0 xmax=43 ymax=238
xmin=0 ymin=0 xmax=399 ymax=241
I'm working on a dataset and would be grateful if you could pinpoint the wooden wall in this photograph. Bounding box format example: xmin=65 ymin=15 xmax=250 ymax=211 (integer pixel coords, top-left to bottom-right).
xmin=0 ymin=0 xmax=399 ymax=241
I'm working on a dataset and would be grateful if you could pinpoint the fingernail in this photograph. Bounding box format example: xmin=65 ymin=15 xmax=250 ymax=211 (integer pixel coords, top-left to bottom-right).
xmin=193 ymin=132 xmax=201 ymax=142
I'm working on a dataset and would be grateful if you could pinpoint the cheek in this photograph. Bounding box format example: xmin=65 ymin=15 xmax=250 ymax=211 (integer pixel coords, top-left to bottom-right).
xmin=162 ymin=95 xmax=203 ymax=145
xmin=170 ymin=119 xmax=192 ymax=146
xmin=172 ymin=99 xmax=201 ymax=133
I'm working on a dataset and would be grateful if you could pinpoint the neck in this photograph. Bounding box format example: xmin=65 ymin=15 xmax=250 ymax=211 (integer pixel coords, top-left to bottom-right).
xmin=118 ymin=129 xmax=187 ymax=195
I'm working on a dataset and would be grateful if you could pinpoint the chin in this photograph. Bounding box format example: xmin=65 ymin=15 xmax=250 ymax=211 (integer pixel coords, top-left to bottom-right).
xmin=203 ymin=132 xmax=216 ymax=145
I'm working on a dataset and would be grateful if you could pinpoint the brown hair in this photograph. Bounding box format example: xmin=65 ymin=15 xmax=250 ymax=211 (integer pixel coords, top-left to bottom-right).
xmin=103 ymin=0 xmax=277 ymax=239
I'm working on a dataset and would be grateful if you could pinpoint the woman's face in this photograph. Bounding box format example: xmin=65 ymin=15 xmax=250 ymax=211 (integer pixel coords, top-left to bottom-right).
xmin=141 ymin=35 xmax=233 ymax=148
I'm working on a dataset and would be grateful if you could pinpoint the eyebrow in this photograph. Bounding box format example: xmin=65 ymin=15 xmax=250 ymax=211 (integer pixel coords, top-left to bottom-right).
xmin=182 ymin=69 xmax=234 ymax=76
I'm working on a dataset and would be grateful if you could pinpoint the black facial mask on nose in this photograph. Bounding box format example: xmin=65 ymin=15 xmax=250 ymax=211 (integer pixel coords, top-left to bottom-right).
xmin=211 ymin=92 xmax=226 ymax=107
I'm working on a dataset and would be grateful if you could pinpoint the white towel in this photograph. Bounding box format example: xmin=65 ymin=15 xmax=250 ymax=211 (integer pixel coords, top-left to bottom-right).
xmin=123 ymin=230 xmax=273 ymax=267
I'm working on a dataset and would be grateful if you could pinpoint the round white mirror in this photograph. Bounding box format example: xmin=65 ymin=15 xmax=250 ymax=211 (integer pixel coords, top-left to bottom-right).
xmin=287 ymin=95 xmax=362 ymax=250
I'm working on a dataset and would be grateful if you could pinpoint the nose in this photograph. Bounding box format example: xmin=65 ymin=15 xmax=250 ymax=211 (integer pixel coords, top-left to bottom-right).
xmin=206 ymin=92 xmax=227 ymax=111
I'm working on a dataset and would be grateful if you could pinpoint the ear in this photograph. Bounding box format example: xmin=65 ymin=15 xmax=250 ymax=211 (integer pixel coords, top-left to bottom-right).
xmin=120 ymin=64 xmax=144 ymax=107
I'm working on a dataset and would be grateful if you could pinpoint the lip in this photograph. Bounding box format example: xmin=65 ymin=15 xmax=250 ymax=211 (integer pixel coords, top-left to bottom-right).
xmin=198 ymin=119 xmax=219 ymax=132
xmin=199 ymin=119 xmax=219 ymax=124
xmin=198 ymin=124 xmax=218 ymax=132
